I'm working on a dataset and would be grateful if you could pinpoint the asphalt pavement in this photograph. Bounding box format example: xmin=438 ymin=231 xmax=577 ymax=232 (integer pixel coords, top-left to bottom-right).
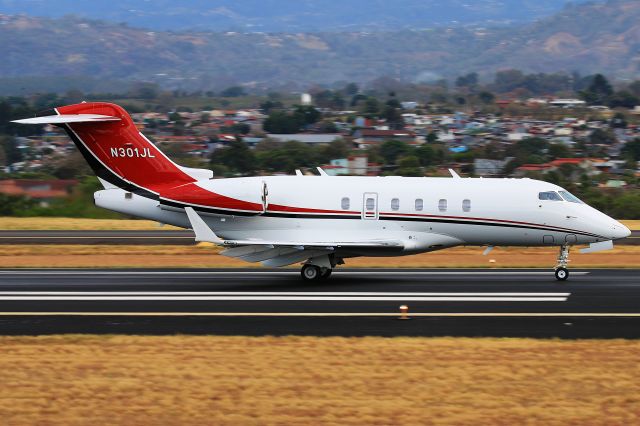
xmin=0 ymin=268 xmax=638 ymax=338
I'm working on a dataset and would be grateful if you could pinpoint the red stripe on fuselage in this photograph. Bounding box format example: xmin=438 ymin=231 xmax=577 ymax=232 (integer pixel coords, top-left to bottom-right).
xmin=161 ymin=183 xmax=263 ymax=212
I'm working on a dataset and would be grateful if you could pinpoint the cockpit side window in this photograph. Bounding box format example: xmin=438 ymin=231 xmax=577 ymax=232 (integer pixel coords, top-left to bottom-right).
xmin=538 ymin=191 xmax=563 ymax=201
xmin=559 ymin=191 xmax=583 ymax=204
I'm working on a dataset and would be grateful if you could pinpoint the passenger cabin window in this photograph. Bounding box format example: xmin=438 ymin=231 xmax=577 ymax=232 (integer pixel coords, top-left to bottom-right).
xmin=559 ymin=191 xmax=583 ymax=204
xmin=366 ymin=197 xmax=375 ymax=210
xmin=438 ymin=199 xmax=447 ymax=212
xmin=391 ymin=198 xmax=400 ymax=211
xmin=462 ymin=199 xmax=471 ymax=212
xmin=415 ymin=198 xmax=423 ymax=211
xmin=538 ymin=191 xmax=563 ymax=201
xmin=341 ymin=197 xmax=350 ymax=210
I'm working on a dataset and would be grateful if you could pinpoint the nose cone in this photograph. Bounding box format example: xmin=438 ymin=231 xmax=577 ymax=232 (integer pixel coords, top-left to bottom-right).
xmin=611 ymin=221 xmax=631 ymax=240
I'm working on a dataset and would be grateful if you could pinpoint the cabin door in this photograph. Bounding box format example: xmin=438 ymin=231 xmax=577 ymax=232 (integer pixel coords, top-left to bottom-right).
xmin=362 ymin=193 xmax=379 ymax=220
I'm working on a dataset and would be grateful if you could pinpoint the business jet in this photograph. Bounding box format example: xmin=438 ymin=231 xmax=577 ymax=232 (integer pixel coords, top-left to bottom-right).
xmin=13 ymin=102 xmax=631 ymax=281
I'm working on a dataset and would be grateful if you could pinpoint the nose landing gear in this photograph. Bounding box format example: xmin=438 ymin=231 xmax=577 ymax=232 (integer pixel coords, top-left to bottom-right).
xmin=554 ymin=245 xmax=570 ymax=281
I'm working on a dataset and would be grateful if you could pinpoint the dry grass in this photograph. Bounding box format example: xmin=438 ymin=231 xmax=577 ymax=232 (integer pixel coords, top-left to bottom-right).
xmin=0 ymin=244 xmax=638 ymax=268
xmin=0 ymin=335 xmax=639 ymax=425
xmin=1 ymin=217 xmax=637 ymax=231
xmin=0 ymin=217 xmax=180 ymax=231
xmin=621 ymin=220 xmax=640 ymax=230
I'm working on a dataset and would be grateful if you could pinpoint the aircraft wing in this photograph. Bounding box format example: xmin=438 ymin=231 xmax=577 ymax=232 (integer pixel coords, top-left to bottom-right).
xmin=184 ymin=207 xmax=403 ymax=266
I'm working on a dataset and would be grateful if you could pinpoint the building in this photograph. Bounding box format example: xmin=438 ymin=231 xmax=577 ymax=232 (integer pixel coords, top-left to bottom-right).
xmin=352 ymin=129 xmax=416 ymax=148
xmin=267 ymin=134 xmax=343 ymax=144
xmin=549 ymin=99 xmax=586 ymax=108
xmin=0 ymin=179 xmax=77 ymax=206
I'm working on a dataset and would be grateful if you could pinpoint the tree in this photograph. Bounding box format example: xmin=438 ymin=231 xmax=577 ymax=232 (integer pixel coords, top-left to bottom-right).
xmin=128 ymin=82 xmax=160 ymax=100
xmin=263 ymin=111 xmax=302 ymax=134
xmin=343 ymin=83 xmax=359 ymax=96
xmin=380 ymin=140 xmax=410 ymax=165
xmin=260 ymin=99 xmax=283 ymax=114
xmin=255 ymin=141 xmax=318 ymax=173
xmin=610 ymin=112 xmax=628 ymax=129
xmin=396 ymin=155 xmax=422 ymax=176
xmin=363 ymin=97 xmax=380 ymax=116
xmin=478 ymin=91 xmax=495 ymax=104
xmin=415 ymin=144 xmax=438 ymax=167
xmin=548 ymin=143 xmax=572 ymax=159
xmin=608 ymin=92 xmax=639 ymax=109
xmin=455 ymin=72 xmax=478 ymax=89
xmin=2 ymin=136 xmax=22 ymax=165
xmin=622 ymin=139 xmax=640 ymax=161
xmin=588 ymin=128 xmax=616 ymax=145
xmin=220 ymin=86 xmax=246 ymax=97
xmin=628 ymin=80 xmax=640 ymax=97
xmin=209 ymin=139 xmax=256 ymax=174
xmin=382 ymin=101 xmax=404 ymax=130
xmin=318 ymin=139 xmax=350 ymax=162
xmin=581 ymin=74 xmax=613 ymax=105
xmin=426 ymin=132 xmax=438 ymax=144
xmin=293 ymin=105 xmax=321 ymax=126
xmin=493 ymin=69 xmax=525 ymax=93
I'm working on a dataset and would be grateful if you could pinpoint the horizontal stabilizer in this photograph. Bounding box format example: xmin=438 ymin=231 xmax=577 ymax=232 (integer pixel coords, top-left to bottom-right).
xmin=11 ymin=114 xmax=121 ymax=125
xmin=178 ymin=165 xmax=214 ymax=181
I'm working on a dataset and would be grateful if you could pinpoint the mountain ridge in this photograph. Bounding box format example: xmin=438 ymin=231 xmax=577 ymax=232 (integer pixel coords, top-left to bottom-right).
xmin=0 ymin=1 xmax=638 ymax=91
xmin=0 ymin=0 xmax=595 ymax=32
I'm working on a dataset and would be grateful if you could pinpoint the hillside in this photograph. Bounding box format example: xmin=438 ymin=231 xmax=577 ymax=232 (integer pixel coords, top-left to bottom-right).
xmin=0 ymin=0 xmax=638 ymax=91
xmin=0 ymin=0 xmax=593 ymax=32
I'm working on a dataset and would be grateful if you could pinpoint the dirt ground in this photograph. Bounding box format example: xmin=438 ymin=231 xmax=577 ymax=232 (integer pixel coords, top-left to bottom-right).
xmin=0 ymin=335 xmax=639 ymax=425
xmin=0 ymin=244 xmax=637 ymax=268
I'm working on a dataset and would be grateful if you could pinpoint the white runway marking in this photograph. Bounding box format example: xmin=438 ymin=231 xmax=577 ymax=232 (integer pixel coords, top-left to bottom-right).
xmin=0 ymin=312 xmax=636 ymax=317
xmin=0 ymin=291 xmax=569 ymax=302
xmin=0 ymin=291 xmax=571 ymax=296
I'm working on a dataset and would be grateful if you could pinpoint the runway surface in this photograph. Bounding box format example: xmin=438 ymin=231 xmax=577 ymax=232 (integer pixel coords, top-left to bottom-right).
xmin=1 ymin=230 xmax=638 ymax=245
xmin=0 ymin=268 xmax=639 ymax=338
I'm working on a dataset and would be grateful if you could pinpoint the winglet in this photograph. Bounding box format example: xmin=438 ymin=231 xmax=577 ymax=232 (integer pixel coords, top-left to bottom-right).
xmin=448 ymin=168 xmax=461 ymax=178
xmin=317 ymin=167 xmax=328 ymax=176
xmin=295 ymin=169 xmax=303 ymax=176
xmin=184 ymin=207 xmax=224 ymax=244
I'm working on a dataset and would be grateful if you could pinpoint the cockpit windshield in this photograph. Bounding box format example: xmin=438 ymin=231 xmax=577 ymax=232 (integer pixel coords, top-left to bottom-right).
xmin=538 ymin=191 xmax=563 ymax=201
xmin=559 ymin=190 xmax=583 ymax=204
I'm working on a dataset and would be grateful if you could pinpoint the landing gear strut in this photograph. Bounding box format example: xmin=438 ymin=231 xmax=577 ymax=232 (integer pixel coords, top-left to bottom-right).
xmin=554 ymin=245 xmax=570 ymax=281
xmin=301 ymin=264 xmax=332 ymax=281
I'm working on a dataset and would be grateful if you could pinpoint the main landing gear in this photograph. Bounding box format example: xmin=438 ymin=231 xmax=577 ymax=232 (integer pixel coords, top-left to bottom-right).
xmin=301 ymin=264 xmax=332 ymax=281
xmin=300 ymin=254 xmax=338 ymax=281
xmin=554 ymin=245 xmax=570 ymax=281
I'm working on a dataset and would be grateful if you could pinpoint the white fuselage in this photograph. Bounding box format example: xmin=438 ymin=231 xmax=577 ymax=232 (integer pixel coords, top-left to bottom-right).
xmin=95 ymin=175 xmax=629 ymax=259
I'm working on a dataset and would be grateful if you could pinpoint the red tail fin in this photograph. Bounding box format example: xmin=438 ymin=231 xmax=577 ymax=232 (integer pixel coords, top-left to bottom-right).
xmin=57 ymin=102 xmax=195 ymax=194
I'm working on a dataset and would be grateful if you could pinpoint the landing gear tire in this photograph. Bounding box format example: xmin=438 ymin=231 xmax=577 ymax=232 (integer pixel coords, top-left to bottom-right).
xmin=555 ymin=267 xmax=569 ymax=281
xmin=320 ymin=268 xmax=332 ymax=280
xmin=301 ymin=264 xmax=321 ymax=281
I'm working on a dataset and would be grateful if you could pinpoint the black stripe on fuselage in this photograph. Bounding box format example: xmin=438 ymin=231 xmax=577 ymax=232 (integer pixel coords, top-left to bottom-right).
xmin=378 ymin=215 xmax=603 ymax=239
xmin=159 ymin=199 xmax=260 ymax=217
